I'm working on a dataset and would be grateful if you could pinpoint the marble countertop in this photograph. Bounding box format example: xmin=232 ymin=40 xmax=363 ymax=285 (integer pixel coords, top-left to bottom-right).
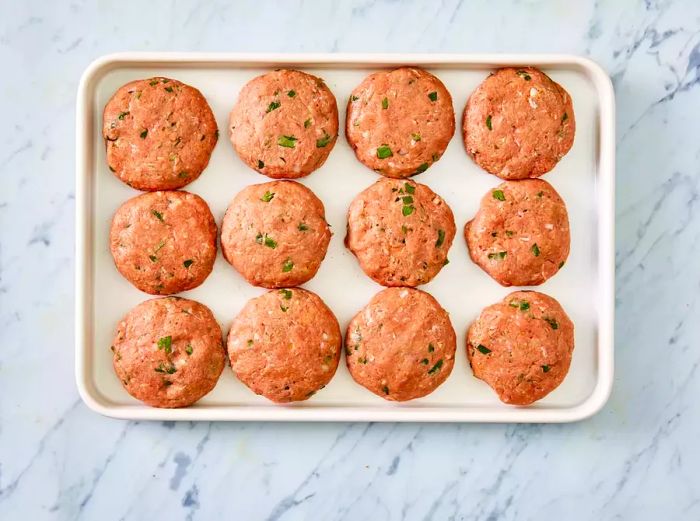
xmin=2 ymin=0 xmax=699 ymax=519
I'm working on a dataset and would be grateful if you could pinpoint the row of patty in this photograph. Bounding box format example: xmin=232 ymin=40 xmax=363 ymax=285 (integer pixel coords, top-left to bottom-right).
xmin=103 ymin=66 xmax=575 ymax=190
xmin=113 ymin=287 xmax=573 ymax=408
xmin=110 ymin=175 xmax=568 ymax=294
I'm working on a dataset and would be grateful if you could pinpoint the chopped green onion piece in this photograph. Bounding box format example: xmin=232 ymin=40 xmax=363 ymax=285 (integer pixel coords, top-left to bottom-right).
xmin=377 ymin=145 xmax=393 ymax=159
xmin=428 ymin=359 xmax=443 ymax=375
xmin=278 ymin=135 xmax=297 ymax=148
xmin=157 ymin=336 xmax=172 ymax=354
xmin=266 ymin=100 xmax=281 ymax=113
xmin=316 ymin=133 xmax=332 ymax=148
xmin=435 ymin=229 xmax=446 ymax=247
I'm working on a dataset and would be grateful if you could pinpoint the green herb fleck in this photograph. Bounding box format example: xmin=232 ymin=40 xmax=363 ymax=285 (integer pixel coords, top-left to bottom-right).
xmin=562 ymin=112 xmax=568 ymax=122
xmin=298 ymin=222 xmax=309 ymax=232
xmin=415 ymin=162 xmax=429 ymax=174
xmin=266 ymin=100 xmax=281 ymax=113
xmin=532 ymin=243 xmax=540 ymax=257
xmin=151 ymin=209 xmax=164 ymax=222
xmin=278 ymin=135 xmax=297 ymax=148
xmin=118 ymin=111 xmax=129 ymax=120
xmin=432 ymin=152 xmax=440 ymax=162
xmin=258 ymin=160 xmax=265 ymax=169
xmin=509 ymin=300 xmax=530 ymax=311
xmin=377 ymin=145 xmax=393 ymax=159
xmin=304 ymin=118 xmax=312 ymax=128
xmin=282 ymin=258 xmax=294 ymax=272
xmin=149 ymin=79 xmax=159 ymax=86
xmin=351 ymin=95 xmax=359 ymax=102
xmin=559 ymin=261 xmax=565 ymax=269
xmin=316 ymin=133 xmax=332 ymax=148
xmin=505 ymin=230 xmax=514 ymax=237
xmin=382 ymin=385 xmax=390 ymax=395
xmin=493 ymin=189 xmax=505 ymax=201
xmin=411 ymin=133 xmax=421 ymax=141
xmin=358 ymin=357 xmax=368 ymax=364
xmin=247 ymin=339 xmax=254 ymax=347
xmin=402 ymin=196 xmax=414 ymax=204
xmin=436 ymin=229 xmax=446 ymax=247
xmin=517 ymin=70 xmax=532 ymax=81
xmin=280 ymin=304 xmax=289 ymax=312
xmin=420 ymin=358 xmax=429 ymax=365
xmin=402 ymin=205 xmax=415 ymax=216
xmin=382 ymin=97 xmax=389 ymax=109
xmin=149 ymin=254 xmax=157 ymax=262
xmin=164 ymin=86 xmax=174 ymax=93
xmin=542 ymin=365 xmax=551 ymax=373
xmin=544 ymin=317 xmax=559 ymax=330
xmin=280 ymin=289 xmax=292 ymax=300
xmin=428 ymin=91 xmax=438 ymax=102
xmin=287 ymin=90 xmax=296 ymax=98
xmin=428 ymin=359 xmax=444 ymax=375
xmin=157 ymin=336 xmax=172 ymax=354
xmin=261 ymin=191 xmax=275 ymax=202
xmin=183 ymin=259 xmax=194 ymax=268
xmin=404 ymin=183 xmax=415 ymax=194
xmin=428 ymin=343 xmax=435 ymax=353
xmin=487 ymin=251 xmax=507 ymax=260
xmin=140 ymin=129 xmax=148 ymax=139
xmin=537 ymin=191 xmax=544 ymax=198
xmin=178 ymin=171 xmax=189 ymax=178
xmin=477 ymin=344 xmax=491 ymax=354
xmin=185 ymin=344 xmax=193 ymax=355
xmin=264 ymin=235 xmax=277 ymax=249
xmin=486 ymin=115 xmax=493 ymax=130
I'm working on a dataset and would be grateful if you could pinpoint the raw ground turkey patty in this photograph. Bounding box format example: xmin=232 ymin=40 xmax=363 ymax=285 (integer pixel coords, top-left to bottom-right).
xmin=345 ymin=287 xmax=456 ymax=401
xmin=463 ymin=67 xmax=575 ymax=179
xmin=465 ymin=178 xmax=570 ymax=286
xmin=467 ymin=290 xmax=574 ymax=405
xmin=103 ymin=77 xmax=218 ymax=190
xmin=110 ymin=190 xmax=217 ymax=295
xmin=346 ymin=177 xmax=455 ymax=287
xmin=112 ymin=296 xmax=225 ymax=408
xmin=346 ymin=67 xmax=455 ymax=178
xmin=220 ymin=180 xmax=331 ymax=288
xmin=227 ymin=288 xmax=342 ymax=403
xmin=229 ymin=69 xmax=339 ymax=179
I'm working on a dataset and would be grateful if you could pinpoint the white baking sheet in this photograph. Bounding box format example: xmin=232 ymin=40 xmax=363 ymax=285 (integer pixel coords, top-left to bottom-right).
xmin=76 ymin=53 xmax=615 ymax=422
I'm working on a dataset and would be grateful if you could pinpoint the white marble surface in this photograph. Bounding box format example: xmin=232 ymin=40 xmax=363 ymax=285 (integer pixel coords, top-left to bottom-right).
xmin=1 ymin=0 xmax=699 ymax=519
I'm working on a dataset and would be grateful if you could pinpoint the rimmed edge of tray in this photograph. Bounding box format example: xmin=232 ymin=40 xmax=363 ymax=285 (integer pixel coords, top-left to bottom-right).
xmin=75 ymin=52 xmax=615 ymax=423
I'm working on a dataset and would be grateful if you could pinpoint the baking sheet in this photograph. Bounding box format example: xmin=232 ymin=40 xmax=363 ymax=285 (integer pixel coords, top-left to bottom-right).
xmin=76 ymin=53 xmax=615 ymax=422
